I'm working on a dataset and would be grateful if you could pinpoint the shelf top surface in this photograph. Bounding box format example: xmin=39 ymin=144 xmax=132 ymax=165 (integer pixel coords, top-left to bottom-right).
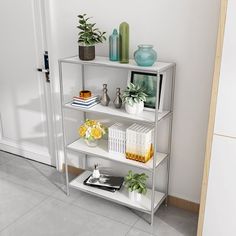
xmin=70 ymin=170 xmax=166 ymax=213
xmin=67 ymin=139 xmax=168 ymax=171
xmin=64 ymin=102 xmax=170 ymax=124
xmin=59 ymin=56 xmax=175 ymax=73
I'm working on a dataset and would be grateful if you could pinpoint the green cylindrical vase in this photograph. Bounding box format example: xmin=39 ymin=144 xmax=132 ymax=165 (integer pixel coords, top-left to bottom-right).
xmin=119 ymin=22 xmax=129 ymax=63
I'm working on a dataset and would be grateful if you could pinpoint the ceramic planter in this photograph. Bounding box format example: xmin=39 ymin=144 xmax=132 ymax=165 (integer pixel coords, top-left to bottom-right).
xmin=79 ymin=45 xmax=95 ymax=61
xmin=129 ymin=190 xmax=142 ymax=202
xmin=125 ymin=101 xmax=144 ymax=114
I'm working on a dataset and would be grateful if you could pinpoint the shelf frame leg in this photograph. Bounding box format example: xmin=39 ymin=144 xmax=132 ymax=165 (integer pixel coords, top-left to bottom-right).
xmin=165 ymin=65 xmax=176 ymax=206
xmin=81 ymin=64 xmax=87 ymax=170
xmin=150 ymin=71 xmax=161 ymax=226
xmin=58 ymin=60 xmax=70 ymax=196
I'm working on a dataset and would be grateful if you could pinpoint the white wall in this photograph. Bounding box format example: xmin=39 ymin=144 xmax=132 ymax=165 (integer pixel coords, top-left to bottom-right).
xmin=48 ymin=0 xmax=220 ymax=203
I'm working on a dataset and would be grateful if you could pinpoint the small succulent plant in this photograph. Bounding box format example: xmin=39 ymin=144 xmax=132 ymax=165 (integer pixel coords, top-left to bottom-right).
xmin=77 ymin=14 xmax=106 ymax=46
xmin=124 ymin=170 xmax=149 ymax=195
xmin=122 ymin=83 xmax=147 ymax=106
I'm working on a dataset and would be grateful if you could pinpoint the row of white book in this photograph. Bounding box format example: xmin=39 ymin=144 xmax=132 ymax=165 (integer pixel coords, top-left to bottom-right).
xmin=108 ymin=123 xmax=154 ymax=163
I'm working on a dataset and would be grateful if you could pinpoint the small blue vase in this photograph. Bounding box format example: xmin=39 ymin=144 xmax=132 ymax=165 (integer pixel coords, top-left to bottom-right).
xmin=109 ymin=29 xmax=119 ymax=61
xmin=134 ymin=45 xmax=157 ymax=67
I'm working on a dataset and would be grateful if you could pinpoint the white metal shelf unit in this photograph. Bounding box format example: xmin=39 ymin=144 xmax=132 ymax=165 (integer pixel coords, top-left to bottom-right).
xmin=58 ymin=56 xmax=176 ymax=225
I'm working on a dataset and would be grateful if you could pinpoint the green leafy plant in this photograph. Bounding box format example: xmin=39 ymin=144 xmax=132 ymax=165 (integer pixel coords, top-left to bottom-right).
xmin=122 ymin=83 xmax=147 ymax=106
xmin=124 ymin=170 xmax=149 ymax=195
xmin=77 ymin=14 xmax=106 ymax=46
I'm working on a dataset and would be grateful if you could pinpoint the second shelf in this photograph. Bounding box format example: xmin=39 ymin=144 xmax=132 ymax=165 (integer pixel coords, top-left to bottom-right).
xmin=64 ymin=102 xmax=171 ymax=123
xmin=67 ymin=139 xmax=168 ymax=171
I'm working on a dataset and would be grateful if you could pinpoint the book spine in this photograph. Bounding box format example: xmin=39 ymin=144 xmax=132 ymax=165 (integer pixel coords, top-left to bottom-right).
xmin=108 ymin=126 xmax=112 ymax=153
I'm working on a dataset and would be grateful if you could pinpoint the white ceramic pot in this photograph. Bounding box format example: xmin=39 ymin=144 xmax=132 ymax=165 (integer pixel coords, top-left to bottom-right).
xmin=125 ymin=101 xmax=144 ymax=115
xmin=129 ymin=190 xmax=142 ymax=202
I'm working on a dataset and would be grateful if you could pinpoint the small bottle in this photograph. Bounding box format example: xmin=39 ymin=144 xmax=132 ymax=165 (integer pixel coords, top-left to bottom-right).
xmin=113 ymin=88 xmax=122 ymax=109
xmin=109 ymin=29 xmax=119 ymax=61
xmin=101 ymin=84 xmax=110 ymax=106
xmin=92 ymin=164 xmax=100 ymax=179
xmin=119 ymin=22 xmax=129 ymax=64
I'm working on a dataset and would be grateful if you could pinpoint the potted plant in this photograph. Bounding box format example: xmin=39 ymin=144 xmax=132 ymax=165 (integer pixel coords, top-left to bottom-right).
xmin=124 ymin=170 xmax=149 ymax=202
xmin=78 ymin=119 xmax=106 ymax=147
xmin=77 ymin=14 xmax=106 ymax=60
xmin=122 ymin=82 xmax=147 ymax=114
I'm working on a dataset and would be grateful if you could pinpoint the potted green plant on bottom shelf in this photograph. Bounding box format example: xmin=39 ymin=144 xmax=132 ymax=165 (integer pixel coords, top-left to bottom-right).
xmin=124 ymin=170 xmax=149 ymax=202
xmin=122 ymin=82 xmax=147 ymax=115
xmin=77 ymin=14 xmax=106 ymax=61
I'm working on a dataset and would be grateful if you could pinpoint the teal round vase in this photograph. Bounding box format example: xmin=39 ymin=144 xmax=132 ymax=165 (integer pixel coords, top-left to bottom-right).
xmin=134 ymin=45 xmax=157 ymax=67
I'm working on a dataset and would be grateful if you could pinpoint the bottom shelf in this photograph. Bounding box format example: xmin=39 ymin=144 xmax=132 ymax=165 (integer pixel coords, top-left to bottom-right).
xmin=69 ymin=171 xmax=166 ymax=214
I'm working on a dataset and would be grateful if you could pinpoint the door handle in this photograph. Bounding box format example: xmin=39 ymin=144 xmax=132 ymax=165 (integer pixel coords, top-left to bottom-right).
xmin=37 ymin=68 xmax=50 ymax=83
xmin=37 ymin=68 xmax=49 ymax=73
xmin=37 ymin=51 xmax=50 ymax=83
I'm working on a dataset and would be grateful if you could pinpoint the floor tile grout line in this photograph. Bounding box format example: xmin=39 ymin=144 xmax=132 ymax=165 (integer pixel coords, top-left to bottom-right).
xmin=0 ymin=176 xmax=59 ymax=198
xmin=125 ymin=225 xmax=134 ymax=236
xmin=68 ymin=200 xmax=137 ymax=228
xmin=132 ymin=226 xmax=156 ymax=236
xmin=47 ymin=185 xmax=148 ymax=228
xmin=44 ymin=192 xmax=135 ymax=228
xmin=0 ymin=156 xmax=16 ymax=166
xmin=0 ymin=158 xmax=64 ymax=197
xmin=47 ymin=189 xmax=140 ymax=228
xmin=130 ymin=212 xmax=157 ymax=236
xmin=1 ymin=154 xmax=142 ymax=228
xmin=0 ymin=195 xmax=51 ymax=233
xmin=131 ymin=219 xmax=184 ymax=236
xmin=0 ymin=157 xmax=65 ymax=190
xmin=125 ymin=217 xmax=141 ymax=236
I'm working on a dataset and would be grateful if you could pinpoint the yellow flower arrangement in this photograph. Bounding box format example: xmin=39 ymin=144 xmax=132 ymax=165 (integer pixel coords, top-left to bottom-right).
xmin=79 ymin=125 xmax=87 ymax=137
xmin=78 ymin=119 xmax=106 ymax=142
xmin=92 ymin=127 xmax=103 ymax=139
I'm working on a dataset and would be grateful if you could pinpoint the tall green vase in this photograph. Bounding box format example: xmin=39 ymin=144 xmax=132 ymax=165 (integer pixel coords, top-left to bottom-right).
xmin=119 ymin=22 xmax=129 ymax=63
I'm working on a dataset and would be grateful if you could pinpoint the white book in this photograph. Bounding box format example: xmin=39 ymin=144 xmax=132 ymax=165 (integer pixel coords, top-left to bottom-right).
xmin=109 ymin=123 xmax=127 ymax=156
xmin=71 ymin=101 xmax=99 ymax=108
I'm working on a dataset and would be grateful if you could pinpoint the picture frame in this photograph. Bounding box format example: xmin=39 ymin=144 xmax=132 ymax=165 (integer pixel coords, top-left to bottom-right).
xmin=128 ymin=71 xmax=166 ymax=111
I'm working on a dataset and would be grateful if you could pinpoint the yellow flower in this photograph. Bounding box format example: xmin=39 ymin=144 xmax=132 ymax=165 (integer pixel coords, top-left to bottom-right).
xmin=79 ymin=125 xmax=87 ymax=137
xmin=85 ymin=120 xmax=97 ymax=127
xmin=91 ymin=127 xmax=102 ymax=140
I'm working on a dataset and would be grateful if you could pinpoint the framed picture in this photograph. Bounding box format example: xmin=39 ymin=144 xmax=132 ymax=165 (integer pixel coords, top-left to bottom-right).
xmin=128 ymin=71 xmax=166 ymax=111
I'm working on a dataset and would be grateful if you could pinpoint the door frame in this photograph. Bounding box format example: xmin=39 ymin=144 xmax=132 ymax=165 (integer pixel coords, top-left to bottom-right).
xmin=197 ymin=0 xmax=228 ymax=235
xmin=43 ymin=0 xmax=64 ymax=170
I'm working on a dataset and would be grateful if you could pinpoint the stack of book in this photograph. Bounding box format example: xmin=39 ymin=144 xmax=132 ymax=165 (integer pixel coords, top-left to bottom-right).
xmin=108 ymin=123 xmax=129 ymax=156
xmin=126 ymin=123 xmax=154 ymax=163
xmin=71 ymin=95 xmax=100 ymax=108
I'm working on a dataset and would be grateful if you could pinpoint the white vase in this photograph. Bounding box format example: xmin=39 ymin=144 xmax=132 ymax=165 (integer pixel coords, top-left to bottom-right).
xmin=129 ymin=190 xmax=142 ymax=202
xmin=125 ymin=101 xmax=144 ymax=115
xmin=92 ymin=169 xmax=100 ymax=179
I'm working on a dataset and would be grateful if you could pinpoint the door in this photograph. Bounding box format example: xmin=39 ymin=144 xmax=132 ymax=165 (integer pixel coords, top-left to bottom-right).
xmin=0 ymin=0 xmax=56 ymax=166
xmin=197 ymin=0 xmax=236 ymax=235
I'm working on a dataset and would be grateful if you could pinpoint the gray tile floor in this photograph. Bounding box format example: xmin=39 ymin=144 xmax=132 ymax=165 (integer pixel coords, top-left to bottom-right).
xmin=0 ymin=151 xmax=198 ymax=236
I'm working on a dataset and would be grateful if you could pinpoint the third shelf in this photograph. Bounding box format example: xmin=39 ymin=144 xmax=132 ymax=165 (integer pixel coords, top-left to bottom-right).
xmin=67 ymin=139 xmax=168 ymax=171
